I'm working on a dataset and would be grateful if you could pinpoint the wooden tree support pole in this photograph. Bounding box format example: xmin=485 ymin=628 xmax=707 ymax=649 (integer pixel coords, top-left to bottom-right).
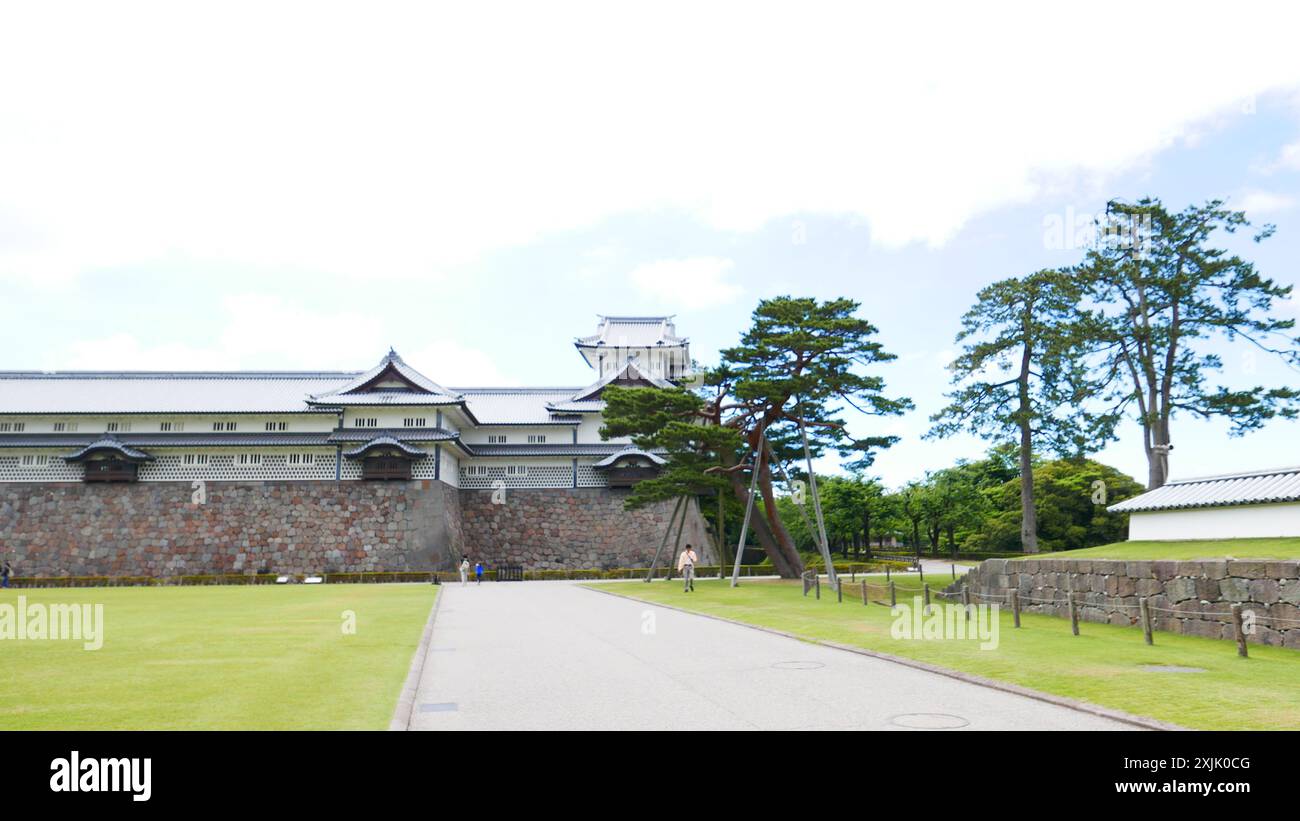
xmin=861 ymin=579 xmax=868 ymax=606
xmin=923 ymin=583 xmax=931 ymax=615
xmin=1231 ymin=604 xmax=1248 ymax=658
xmin=889 ymin=580 xmax=896 ymax=608
xmin=1140 ymin=597 xmax=1153 ymax=645
xmin=836 ymin=579 xmax=843 ymax=603
xmin=1069 ymin=593 xmax=1080 ymax=636
xmin=729 ymin=435 xmax=764 ymax=588
xmin=962 ymin=586 xmax=971 ymax=621
xmin=644 ymin=497 xmax=686 ymax=583
xmin=815 ymin=576 xmax=821 ymax=600
xmin=1010 ymin=589 xmax=1021 ymax=628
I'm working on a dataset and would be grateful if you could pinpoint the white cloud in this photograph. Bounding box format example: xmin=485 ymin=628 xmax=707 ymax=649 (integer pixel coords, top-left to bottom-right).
xmin=1233 ymin=190 xmax=1296 ymax=215
xmin=628 ymin=257 xmax=743 ymax=309
xmin=2 ymin=1 xmax=1300 ymax=288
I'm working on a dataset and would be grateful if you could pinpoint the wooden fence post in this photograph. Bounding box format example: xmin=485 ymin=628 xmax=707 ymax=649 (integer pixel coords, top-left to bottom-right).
xmin=962 ymin=585 xmax=971 ymax=621
xmin=1069 ymin=593 xmax=1080 ymax=636
xmin=861 ymin=579 xmax=868 ymax=606
xmin=923 ymin=583 xmax=931 ymax=615
xmin=836 ymin=579 xmax=843 ymax=603
xmin=1140 ymin=597 xmax=1153 ymax=645
xmin=1231 ymin=604 xmax=1248 ymax=658
xmin=889 ymin=580 xmax=896 ymax=608
xmin=1009 ymin=589 xmax=1021 ymax=628
xmin=815 ymin=576 xmax=821 ymax=600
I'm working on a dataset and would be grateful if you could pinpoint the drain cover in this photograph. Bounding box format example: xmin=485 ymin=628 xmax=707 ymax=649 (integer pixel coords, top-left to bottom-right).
xmin=771 ymin=661 xmax=825 ymax=670
xmin=1139 ymin=665 xmax=1206 ymax=673
xmin=889 ymin=713 xmax=970 ymax=729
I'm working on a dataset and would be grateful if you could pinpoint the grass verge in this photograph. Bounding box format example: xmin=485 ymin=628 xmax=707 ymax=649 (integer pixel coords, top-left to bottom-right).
xmin=0 ymin=583 xmax=436 ymax=730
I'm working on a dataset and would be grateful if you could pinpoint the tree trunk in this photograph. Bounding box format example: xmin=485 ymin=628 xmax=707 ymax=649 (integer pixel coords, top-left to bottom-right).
xmin=1017 ymin=327 xmax=1040 ymax=553
xmin=724 ymin=468 xmax=799 ymax=578
xmin=756 ymin=462 xmax=805 ymax=575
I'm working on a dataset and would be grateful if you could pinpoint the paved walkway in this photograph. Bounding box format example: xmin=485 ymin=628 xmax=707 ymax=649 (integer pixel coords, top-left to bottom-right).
xmin=408 ymin=581 xmax=1129 ymax=731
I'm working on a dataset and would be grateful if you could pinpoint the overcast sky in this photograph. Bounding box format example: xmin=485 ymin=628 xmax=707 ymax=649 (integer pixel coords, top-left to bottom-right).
xmin=3 ymin=1 xmax=1300 ymax=487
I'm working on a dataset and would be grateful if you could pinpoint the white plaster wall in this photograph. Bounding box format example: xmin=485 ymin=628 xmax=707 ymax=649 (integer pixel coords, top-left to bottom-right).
xmin=1128 ymin=502 xmax=1300 ymax=540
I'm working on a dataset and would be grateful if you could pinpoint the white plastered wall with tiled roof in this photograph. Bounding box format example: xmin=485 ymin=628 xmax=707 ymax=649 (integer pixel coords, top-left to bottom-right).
xmin=1128 ymin=502 xmax=1300 ymax=540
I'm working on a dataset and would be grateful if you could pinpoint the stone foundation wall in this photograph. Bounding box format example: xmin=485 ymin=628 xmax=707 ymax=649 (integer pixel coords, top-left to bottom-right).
xmin=458 ymin=488 xmax=714 ymax=570
xmin=954 ymin=558 xmax=1300 ymax=649
xmin=0 ymin=480 xmax=464 ymax=577
xmin=0 ymin=480 xmax=708 ymax=577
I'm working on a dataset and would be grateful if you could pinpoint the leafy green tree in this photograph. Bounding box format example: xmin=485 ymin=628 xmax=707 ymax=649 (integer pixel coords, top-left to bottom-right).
xmin=1077 ymin=198 xmax=1300 ymax=489
xmin=980 ymin=458 xmax=1144 ymax=551
xmin=710 ymin=296 xmax=912 ymax=576
xmin=928 ymin=270 xmax=1108 ymax=552
xmin=602 ymin=296 xmax=910 ymax=579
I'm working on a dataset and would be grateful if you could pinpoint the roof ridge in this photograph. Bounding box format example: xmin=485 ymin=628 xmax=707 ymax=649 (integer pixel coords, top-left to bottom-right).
xmin=1167 ymin=465 xmax=1300 ymax=485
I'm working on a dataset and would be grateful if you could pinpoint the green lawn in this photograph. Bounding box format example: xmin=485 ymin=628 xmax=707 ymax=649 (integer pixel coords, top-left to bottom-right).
xmin=589 ymin=576 xmax=1300 ymax=730
xmin=0 ymin=584 xmax=435 ymax=730
xmin=1021 ymin=538 xmax=1300 ymax=561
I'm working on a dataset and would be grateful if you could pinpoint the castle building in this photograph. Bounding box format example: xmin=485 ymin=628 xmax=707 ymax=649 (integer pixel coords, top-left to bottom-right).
xmin=0 ymin=317 xmax=711 ymax=577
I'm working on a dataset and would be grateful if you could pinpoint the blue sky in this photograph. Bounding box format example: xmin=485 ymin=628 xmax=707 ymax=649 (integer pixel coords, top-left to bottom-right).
xmin=3 ymin=2 xmax=1300 ymax=488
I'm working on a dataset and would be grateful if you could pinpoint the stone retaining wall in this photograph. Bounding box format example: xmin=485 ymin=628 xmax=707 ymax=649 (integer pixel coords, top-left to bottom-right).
xmin=458 ymin=488 xmax=713 ymax=570
xmin=953 ymin=558 xmax=1300 ymax=649
xmin=0 ymin=480 xmax=703 ymax=577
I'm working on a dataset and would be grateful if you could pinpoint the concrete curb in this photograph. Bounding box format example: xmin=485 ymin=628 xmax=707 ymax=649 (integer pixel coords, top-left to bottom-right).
xmin=389 ymin=585 xmax=444 ymax=731
xmin=583 ymin=583 xmax=1187 ymax=732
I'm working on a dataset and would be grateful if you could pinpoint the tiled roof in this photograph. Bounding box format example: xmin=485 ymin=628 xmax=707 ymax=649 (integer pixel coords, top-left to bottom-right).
xmin=62 ymin=436 xmax=155 ymax=462
xmin=1108 ymin=466 xmax=1300 ymax=513
xmin=576 ymin=316 xmax=686 ymax=348
xmin=308 ymin=350 xmax=462 ymax=405
xmin=327 ymin=428 xmax=458 ymax=443
xmin=341 ymin=434 xmax=429 ymax=459
xmin=565 ymin=359 xmax=675 ymax=404
xmin=454 ymin=388 xmax=587 ymax=425
xmin=464 ymin=443 xmax=658 ymax=458
xmin=0 ymin=372 xmax=352 ymax=414
xmin=0 ymin=432 xmax=338 ymax=448
xmin=593 ymin=447 xmax=667 ymax=468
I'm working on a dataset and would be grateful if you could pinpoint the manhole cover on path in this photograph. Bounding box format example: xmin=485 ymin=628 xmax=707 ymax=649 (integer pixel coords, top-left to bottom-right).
xmin=890 ymin=713 xmax=970 ymax=730
xmin=771 ymin=661 xmax=825 ymax=671
xmin=1139 ymin=665 xmax=1206 ymax=673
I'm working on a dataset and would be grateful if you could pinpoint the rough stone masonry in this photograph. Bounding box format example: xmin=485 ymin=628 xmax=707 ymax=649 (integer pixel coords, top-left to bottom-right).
xmin=952 ymin=557 xmax=1300 ymax=649
xmin=0 ymin=480 xmax=711 ymax=577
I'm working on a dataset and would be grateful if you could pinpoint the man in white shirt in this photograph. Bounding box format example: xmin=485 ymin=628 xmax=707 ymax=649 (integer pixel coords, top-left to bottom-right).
xmin=676 ymin=543 xmax=699 ymax=593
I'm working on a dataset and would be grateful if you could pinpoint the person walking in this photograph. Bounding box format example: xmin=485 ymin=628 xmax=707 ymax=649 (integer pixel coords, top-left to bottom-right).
xmin=676 ymin=543 xmax=699 ymax=593
xmin=474 ymin=560 xmax=484 ymax=585
xmin=1 ymin=556 xmax=12 ymax=589
xmin=459 ymin=555 xmax=470 ymax=587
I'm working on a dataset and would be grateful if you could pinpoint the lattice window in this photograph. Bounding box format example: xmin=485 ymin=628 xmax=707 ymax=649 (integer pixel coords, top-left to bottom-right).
xmin=0 ymin=452 xmax=82 ymax=482
xmin=576 ymin=464 xmax=608 ymax=487
xmin=266 ymin=421 xmax=288 ymax=431
xmin=487 ymin=434 xmax=507 ymax=444
xmin=53 ymin=421 xmax=79 ymax=432
xmin=403 ymin=418 xmax=427 ymax=428
xmin=458 ymin=462 xmax=573 ymax=488
xmin=353 ymin=418 xmax=379 ymax=428
xmin=527 ymin=434 xmax=547 ymax=444
xmin=213 ymin=421 xmax=237 ymax=431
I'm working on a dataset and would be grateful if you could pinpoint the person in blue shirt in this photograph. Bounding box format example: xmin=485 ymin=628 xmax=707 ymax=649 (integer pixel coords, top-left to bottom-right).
xmin=474 ymin=560 xmax=484 ymax=585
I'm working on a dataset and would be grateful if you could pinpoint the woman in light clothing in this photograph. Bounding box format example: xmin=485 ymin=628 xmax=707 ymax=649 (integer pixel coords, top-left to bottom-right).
xmin=459 ymin=556 xmax=470 ymax=587
xmin=676 ymin=543 xmax=699 ymax=593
